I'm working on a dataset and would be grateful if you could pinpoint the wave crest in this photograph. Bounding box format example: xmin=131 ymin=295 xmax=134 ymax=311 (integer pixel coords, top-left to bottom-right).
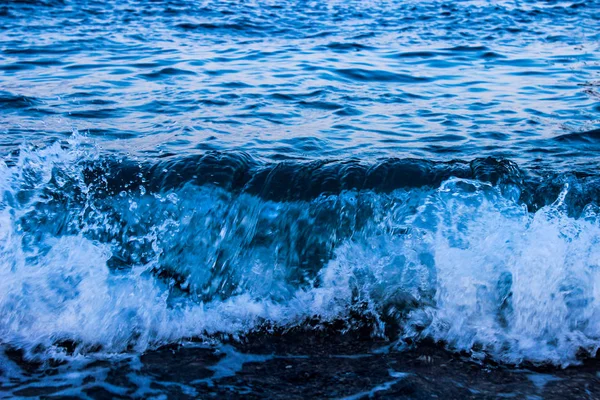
xmin=1 ymin=140 xmax=600 ymax=366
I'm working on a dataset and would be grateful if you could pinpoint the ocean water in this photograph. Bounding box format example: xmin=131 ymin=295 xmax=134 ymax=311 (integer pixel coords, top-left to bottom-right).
xmin=1 ymin=0 xmax=600 ymax=397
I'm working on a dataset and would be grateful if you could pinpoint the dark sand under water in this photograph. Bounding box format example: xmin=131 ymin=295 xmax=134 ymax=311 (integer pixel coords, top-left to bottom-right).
xmin=3 ymin=329 xmax=600 ymax=399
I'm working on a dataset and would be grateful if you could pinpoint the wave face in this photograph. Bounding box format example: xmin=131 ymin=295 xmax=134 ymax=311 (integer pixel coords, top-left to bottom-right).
xmin=2 ymin=139 xmax=600 ymax=366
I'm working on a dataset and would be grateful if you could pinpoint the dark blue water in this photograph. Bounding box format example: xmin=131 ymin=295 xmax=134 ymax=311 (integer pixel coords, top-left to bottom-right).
xmin=1 ymin=0 xmax=600 ymax=398
xmin=1 ymin=0 xmax=599 ymax=165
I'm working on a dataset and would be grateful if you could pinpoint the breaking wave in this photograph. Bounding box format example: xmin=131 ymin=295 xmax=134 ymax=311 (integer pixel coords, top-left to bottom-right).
xmin=2 ymin=137 xmax=600 ymax=366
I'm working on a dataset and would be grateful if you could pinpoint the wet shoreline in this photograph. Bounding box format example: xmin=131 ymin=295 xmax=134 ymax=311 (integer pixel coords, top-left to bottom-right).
xmin=3 ymin=330 xmax=600 ymax=399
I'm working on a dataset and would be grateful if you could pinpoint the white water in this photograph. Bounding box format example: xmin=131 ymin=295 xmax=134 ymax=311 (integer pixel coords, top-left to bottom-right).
xmin=1 ymin=141 xmax=600 ymax=366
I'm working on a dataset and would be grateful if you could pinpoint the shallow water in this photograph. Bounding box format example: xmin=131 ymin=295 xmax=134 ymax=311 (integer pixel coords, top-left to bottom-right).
xmin=1 ymin=0 xmax=600 ymax=397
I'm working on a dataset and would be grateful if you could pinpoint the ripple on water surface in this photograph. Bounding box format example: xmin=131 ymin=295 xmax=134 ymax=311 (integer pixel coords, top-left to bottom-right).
xmin=0 ymin=0 xmax=598 ymax=166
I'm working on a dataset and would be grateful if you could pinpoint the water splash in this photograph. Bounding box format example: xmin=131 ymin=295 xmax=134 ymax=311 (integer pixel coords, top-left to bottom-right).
xmin=1 ymin=140 xmax=600 ymax=366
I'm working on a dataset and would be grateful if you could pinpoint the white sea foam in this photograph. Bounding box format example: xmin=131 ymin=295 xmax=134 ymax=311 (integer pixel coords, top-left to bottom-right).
xmin=2 ymin=142 xmax=600 ymax=366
